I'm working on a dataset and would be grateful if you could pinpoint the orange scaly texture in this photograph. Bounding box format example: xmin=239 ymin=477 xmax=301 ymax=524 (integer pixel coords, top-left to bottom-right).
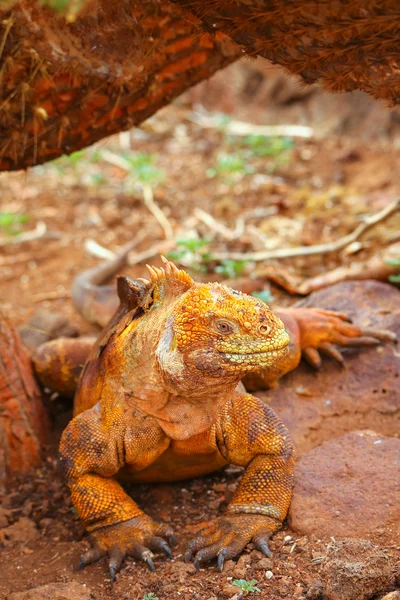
xmin=59 ymin=258 xmax=294 ymax=576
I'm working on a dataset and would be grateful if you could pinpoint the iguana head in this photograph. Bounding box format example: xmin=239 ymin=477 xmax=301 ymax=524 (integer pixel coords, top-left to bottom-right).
xmin=172 ymin=277 xmax=289 ymax=376
xmin=124 ymin=257 xmax=289 ymax=381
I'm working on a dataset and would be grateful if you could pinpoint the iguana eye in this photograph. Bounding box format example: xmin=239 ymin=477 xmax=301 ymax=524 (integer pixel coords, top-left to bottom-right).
xmin=215 ymin=319 xmax=234 ymax=334
xmin=259 ymin=324 xmax=271 ymax=335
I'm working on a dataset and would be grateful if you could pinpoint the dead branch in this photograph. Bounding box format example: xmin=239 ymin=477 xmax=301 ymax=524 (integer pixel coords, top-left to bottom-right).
xmin=142 ymin=184 xmax=174 ymax=241
xmin=189 ymin=111 xmax=314 ymax=139
xmin=84 ymin=230 xmax=149 ymax=261
xmin=101 ymin=149 xmax=174 ymax=240
xmin=256 ymin=242 xmax=400 ymax=295
xmin=128 ymin=241 xmax=175 ymax=264
xmin=0 ymin=221 xmax=47 ymax=246
xmin=212 ymin=198 xmax=400 ymax=262
xmin=194 ymin=208 xmax=244 ymax=241
xmin=32 ymin=290 xmax=71 ymax=302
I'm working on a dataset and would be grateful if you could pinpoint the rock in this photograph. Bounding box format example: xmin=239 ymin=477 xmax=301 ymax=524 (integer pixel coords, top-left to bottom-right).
xmin=257 ymin=558 xmax=273 ymax=570
xmin=0 ymin=507 xmax=10 ymax=528
xmin=7 ymin=582 xmax=93 ymax=600
xmin=320 ymin=538 xmax=393 ymax=600
xmin=221 ymin=584 xmax=242 ymax=599
xmin=380 ymin=593 xmax=400 ymax=600
xmin=1 ymin=517 xmax=39 ymax=546
xmin=232 ymin=566 xmax=247 ymax=579
xmin=260 ymin=281 xmax=400 ymax=455
xmin=289 ymin=431 xmax=400 ymax=544
xmin=222 ymin=560 xmax=236 ymax=572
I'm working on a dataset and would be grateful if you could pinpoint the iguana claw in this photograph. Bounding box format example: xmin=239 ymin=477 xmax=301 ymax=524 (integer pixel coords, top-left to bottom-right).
xmin=78 ymin=516 xmax=175 ymax=581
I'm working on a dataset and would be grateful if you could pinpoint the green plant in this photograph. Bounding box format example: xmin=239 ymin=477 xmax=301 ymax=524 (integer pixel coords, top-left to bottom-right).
xmin=386 ymin=257 xmax=400 ymax=283
xmin=142 ymin=594 xmax=159 ymax=600
xmin=251 ymin=289 xmax=274 ymax=303
xmin=215 ymin=259 xmax=248 ymax=279
xmin=232 ymin=579 xmax=261 ymax=593
xmin=0 ymin=212 xmax=29 ymax=235
xmin=124 ymin=152 xmax=164 ymax=187
xmin=242 ymin=134 xmax=293 ymax=157
xmin=166 ymin=238 xmax=212 ymax=273
xmin=206 ymin=152 xmax=254 ymax=179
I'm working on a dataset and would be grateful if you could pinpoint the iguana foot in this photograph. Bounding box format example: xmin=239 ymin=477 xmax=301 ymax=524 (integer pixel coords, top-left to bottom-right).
xmin=78 ymin=515 xmax=176 ymax=582
xmin=296 ymin=308 xmax=397 ymax=368
xmin=184 ymin=514 xmax=279 ymax=572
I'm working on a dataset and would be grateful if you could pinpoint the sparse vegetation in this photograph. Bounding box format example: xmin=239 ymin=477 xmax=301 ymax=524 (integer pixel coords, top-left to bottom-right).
xmin=166 ymin=238 xmax=212 ymax=273
xmin=232 ymin=579 xmax=261 ymax=593
xmin=252 ymin=289 xmax=274 ymax=303
xmin=123 ymin=152 xmax=165 ymax=188
xmin=0 ymin=212 xmax=30 ymax=236
xmin=215 ymin=259 xmax=249 ymax=279
xmin=386 ymin=257 xmax=400 ymax=283
xmin=206 ymin=151 xmax=255 ymax=180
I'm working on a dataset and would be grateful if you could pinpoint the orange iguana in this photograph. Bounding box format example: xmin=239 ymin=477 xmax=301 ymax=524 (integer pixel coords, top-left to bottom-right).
xmin=29 ymin=257 xmax=396 ymax=581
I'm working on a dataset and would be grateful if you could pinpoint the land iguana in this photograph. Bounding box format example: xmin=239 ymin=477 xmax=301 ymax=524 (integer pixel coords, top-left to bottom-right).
xmin=31 ymin=257 xmax=395 ymax=581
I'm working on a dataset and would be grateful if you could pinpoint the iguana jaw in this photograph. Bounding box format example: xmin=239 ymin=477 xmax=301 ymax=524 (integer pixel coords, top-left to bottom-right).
xmin=221 ymin=340 xmax=289 ymax=370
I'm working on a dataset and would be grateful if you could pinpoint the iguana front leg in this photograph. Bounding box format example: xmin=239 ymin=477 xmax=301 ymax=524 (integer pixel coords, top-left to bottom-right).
xmin=59 ymin=406 xmax=174 ymax=580
xmin=244 ymin=307 xmax=397 ymax=390
xmin=185 ymin=392 xmax=295 ymax=570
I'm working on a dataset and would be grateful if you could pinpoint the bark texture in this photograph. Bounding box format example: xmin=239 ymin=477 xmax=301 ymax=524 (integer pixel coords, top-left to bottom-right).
xmin=0 ymin=312 xmax=49 ymax=489
xmin=0 ymin=0 xmax=399 ymax=170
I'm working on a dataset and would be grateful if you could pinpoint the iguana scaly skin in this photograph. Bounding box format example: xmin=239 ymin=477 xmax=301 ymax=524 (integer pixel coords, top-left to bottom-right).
xmin=55 ymin=258 xmax=395 ymax=579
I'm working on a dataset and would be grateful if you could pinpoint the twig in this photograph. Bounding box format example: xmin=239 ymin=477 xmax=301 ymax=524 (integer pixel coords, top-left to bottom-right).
xmin=142 ymin=184 xmax=174 ymax=240
xmin=189 ymin=111 xmax=314 ymax=139
xmin=0 ymin=221 xmax=47 ymax=246
xmin=85 ymin=239 xmax=116 ymax=260
xmin=100 ymin=149 xmax=174 ymax=240
xmin=84 ymin=230 xmax=149 ymax=261
xmin=194 ymin=208 xmax=244 ymax=240
xmin=32 ymin=290 xmax=71 ymax=303
xmin=212 ymin=198 xmax=400 ymax=262
xmin=128 ymin=240 xmax=176 ymax=264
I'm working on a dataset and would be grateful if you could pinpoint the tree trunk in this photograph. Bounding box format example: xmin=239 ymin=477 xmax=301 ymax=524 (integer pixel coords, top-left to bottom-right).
xmin=0 ymin=312 xmax=49 ymax=489
xmin=0 ymin=0 xmax=399 ymax=171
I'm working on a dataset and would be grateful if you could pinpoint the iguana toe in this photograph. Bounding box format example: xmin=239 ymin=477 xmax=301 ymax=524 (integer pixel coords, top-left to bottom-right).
xmin=78 ymin=516 xmax=175 ymax=581
xmin=185 ymin=514 xmax=279 ymax=571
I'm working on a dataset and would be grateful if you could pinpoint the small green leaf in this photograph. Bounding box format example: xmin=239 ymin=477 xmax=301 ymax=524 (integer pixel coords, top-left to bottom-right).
xmin=176 ymin=238 xmax=210 ymax=252
xmin=232 ymin=579 xmax=261 ymax=593
xmin=0 ymin=212 xmax=30 ymax=235
xmin=385 ymin=257 xmax=400 ymax=267
xmin=142 ymin=594 xmax=159 ymax=600
xmin=252 ymin=289 xmax=274 ymax=303
xmin=215 ymin=259 xmax=249 ymax=279
xmin=389 ymin=274 xmax=400 ymax=283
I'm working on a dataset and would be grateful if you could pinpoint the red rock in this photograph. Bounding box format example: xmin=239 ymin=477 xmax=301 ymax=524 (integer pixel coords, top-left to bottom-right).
xmin=320 ymin=538 xmax=393 ymax=600
xmin=1 ymin=517 xmax=39 ymax=546
xmin=7 ymin=582 xmax=93 ymax=600
xmin=261 ymin=281 xmax=400 ymax=455
xmin=289 ymin=431 xmax=400 ymax=544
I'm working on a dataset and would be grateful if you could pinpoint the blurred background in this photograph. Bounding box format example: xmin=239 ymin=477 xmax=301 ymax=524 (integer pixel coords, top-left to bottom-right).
xmin=1 ymin=58 xmax=400 ymax=329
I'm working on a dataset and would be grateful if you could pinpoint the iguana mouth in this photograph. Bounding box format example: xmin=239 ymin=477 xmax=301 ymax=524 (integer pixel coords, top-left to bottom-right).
xmin=222 ymin=346 xmax=288 ymax=366
xmin=219 ymin=332 xmax=290 ymax=360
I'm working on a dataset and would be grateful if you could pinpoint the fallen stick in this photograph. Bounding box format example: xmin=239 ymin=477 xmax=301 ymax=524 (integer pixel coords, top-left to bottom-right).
xmin=212 ymin=198 xmax=400 ymax=262
xmin=194 ymin=208 xmax=244 ymax=241
xmin=0 ymin=221 xmax=47 ymax=246
xmin=189 ymin=111 xmax=314 ymax=139
xmin=101 ymin=149 xmax=174 ymax=240
xmin=256 ymin=242 xmax=400 ymax=295
xmin=142 ymin=184 xmax=174 ymax=240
